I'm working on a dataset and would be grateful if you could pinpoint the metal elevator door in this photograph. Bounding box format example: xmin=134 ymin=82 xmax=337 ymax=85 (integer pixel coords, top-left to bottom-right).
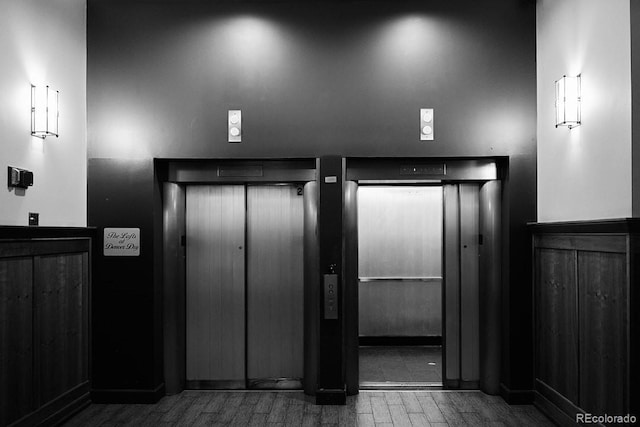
xmin=185 ymin=184 xmax=304 ymax=389
xmin=247 ymin=186 xmax=304 ymax=388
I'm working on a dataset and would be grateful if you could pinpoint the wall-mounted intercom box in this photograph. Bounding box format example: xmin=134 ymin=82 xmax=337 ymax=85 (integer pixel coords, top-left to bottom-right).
xmin=8 ymin=166 xmax=34 ymax=189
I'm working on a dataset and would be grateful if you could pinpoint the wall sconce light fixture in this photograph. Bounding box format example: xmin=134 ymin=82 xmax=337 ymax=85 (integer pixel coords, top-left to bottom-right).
xmin=31 ymin=84 xmax=59 ymax=139
xmin=555 ymin=75 xmax=581 ymax=129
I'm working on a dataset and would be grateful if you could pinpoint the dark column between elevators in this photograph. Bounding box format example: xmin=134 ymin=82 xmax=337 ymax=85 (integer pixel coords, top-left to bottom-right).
xmin=316 ymin=155 xmax=346 ymax=404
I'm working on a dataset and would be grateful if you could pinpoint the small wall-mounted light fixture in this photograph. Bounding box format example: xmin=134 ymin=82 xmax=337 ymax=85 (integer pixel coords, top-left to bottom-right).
xmin=31 ymin=84 xmax=59 ymax=139
xmin=555 ymin=75 xmax=581 ymax=129
xmin=228 ymin=110 xmax=242 ymax=143
xmin=420 ymin=108 xmax=434 ymax=141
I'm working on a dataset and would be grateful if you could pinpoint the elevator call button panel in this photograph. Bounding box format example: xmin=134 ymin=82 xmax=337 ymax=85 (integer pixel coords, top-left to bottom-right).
xmin=323 ymin=274 xmax=338 ymax=320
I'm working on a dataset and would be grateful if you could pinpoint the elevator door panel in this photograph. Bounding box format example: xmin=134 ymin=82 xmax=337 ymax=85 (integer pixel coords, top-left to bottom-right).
xmin=247 ymin=186 xmax=304 ymax=382
xmin=186 ymin=185 xmax=246 ymax=383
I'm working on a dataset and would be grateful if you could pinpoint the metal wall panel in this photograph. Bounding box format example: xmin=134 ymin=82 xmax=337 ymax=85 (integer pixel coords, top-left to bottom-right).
xmin=443 ymin=184 xmax=460 ymax=384
xmin=303 ymin=181 xmax=320 ymax=395
xmin=358 ymin=279 xmax=442 ymax=336
xmin=459 ymin=184 xmax=480 ymax=383
xmin=343 ymin=180 xmax=359 ymax=394
xmin=247 ymin=186 xmax=304 ymax=383
xmin=479 ymin=181 xmax=501 ymax=394
xmin=357 ymin=186 xmax=442 ymax=278
xmin=186 ymin=185 xmax=246 ymax=383
xmin=163 ymin=183 xmax=186 ymax=394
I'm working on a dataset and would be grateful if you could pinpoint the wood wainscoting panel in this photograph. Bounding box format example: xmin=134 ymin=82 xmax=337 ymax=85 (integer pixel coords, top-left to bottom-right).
xmin=531 ymin=221 xmax=640 ymax=425
xmin=578 ymin=251 xmax=627 ymax=415
xmin=35 ymin=253 xmax=89 ymax=406
xmin=535 ymin=248 xmax=578 ymax=405
xmin=0 ymin=257 xmax=34 ymax=426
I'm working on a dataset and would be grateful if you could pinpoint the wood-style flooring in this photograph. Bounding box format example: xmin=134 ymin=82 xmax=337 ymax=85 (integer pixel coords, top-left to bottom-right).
xmin=61 ymin=390 xmax=554 ymax=426
xmin=360 ymin=346 xmax=442 ymax=384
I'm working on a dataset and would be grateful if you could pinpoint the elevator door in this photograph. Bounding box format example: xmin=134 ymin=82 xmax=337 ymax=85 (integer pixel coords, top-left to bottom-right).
xmin=186 ymin=185 xmax=246 ymax=386
xmin=186 ymin=184 xmax=304 ymax=388
xmin=247 ymin=186 xmax=304 ymax=387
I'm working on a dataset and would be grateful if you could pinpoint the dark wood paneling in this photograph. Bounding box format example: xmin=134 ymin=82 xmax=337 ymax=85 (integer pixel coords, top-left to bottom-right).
xmin=35 ymin=253 xmax=89 ymax=406
xmin=0 ymin=226 xmax=95 ymax=240
xmin=631 ymin=234 xmax=640 ymax=416
xmin=535 ymin=248 xmax=578 ymax=404
xmin=0 ymin=239 xmax=90 ymax=258
xmin=528 ymin=218 xmax=640 ymax=234
xmin=578 ymin=251 xmax=627 ymax=415
xmin=0 ymin=233 xmax=91 ymax=426
xmin=535 ymin=234 xmax=626 ymax=254
xmin=531 ymin=220 xmax=639 ymax=425
xmin=0 ymin=257 xmax=34 ymax=426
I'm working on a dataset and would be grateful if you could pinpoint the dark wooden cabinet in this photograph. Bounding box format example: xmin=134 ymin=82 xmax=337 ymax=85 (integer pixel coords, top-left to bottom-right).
xmin=531 ymin=220 xmax=639 ymax=425
xmin=0 ymin=230 xmax=91 ymax=427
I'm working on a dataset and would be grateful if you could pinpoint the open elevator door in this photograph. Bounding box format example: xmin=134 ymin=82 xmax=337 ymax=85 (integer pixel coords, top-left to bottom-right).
xmin=184 ymin=184 xmax=305 ymax=389
xmin=343 ymin=158 xmax=502 ymax=394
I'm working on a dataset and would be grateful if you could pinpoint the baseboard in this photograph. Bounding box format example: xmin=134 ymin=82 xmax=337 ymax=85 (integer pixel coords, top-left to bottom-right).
xmin=50 ymin=394 xmax=91 ymax=427
xmin=316 ymin=388 xmax=347 ymax=405
xmin=11 ymin=382 xmax=90 ymax=427
xmin=499 ymin=383 xmax=534 ymax=404
xmin=359 ymin=336 xmax=442 ymax=346
xmin=459 ymin=380 xmax=479 ymax=390
xmin=443 ymin=379 xmax=479 ymax=390
xmin=534 ymin=379 xmax=584 ymax=427
xmin=91 ymin=383 xmax=165 ymax=404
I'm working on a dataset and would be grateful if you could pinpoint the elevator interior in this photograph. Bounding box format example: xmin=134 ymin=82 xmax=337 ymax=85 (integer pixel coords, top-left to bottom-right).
xmin=343 ymin=158 xmax=502 ymax=394
xmin=357 ymin=185 xmax=444 ymax=387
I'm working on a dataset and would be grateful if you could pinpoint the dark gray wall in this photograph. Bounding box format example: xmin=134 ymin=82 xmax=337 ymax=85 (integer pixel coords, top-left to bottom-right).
xmin=87 ymin=0 xmax=536 ymax=399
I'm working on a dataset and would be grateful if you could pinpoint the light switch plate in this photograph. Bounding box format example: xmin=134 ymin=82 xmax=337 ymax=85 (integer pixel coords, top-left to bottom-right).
xmin=28 ymin=212 xmax=39 ymax=226
xmin=228 ymin=110 xmax=242 ymax=143
xmin=420 ymin=108 xmax=434 ymax=141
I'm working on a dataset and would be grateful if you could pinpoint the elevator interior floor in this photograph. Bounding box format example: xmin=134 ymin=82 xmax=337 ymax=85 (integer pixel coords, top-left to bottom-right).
xmin=359 ymin=345 xmax=442 ymax=386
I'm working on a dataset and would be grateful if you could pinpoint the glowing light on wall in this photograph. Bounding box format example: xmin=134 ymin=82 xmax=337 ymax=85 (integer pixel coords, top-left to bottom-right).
xmin=31 ymin=84 xmax=59 ymax=138
xmin=555 ymin=75 xmax=581 ymax=129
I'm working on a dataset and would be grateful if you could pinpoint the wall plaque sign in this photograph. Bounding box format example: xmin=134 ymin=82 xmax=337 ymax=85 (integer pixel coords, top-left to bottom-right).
xmin=104 ymin=228 xmax=140 ymax=256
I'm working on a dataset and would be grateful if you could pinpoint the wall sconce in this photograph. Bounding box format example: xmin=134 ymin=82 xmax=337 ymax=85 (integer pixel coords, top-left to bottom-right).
xmin=31 ymin=84 xmax=59 ymax=139
xmin=555 ymin=75 xmax=581 ymax=129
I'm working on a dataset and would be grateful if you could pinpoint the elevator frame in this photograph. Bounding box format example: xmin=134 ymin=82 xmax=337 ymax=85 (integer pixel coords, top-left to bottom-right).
xmin=159 ymin=157 xmax=505 ymax=400
xmin=161 ymin=159 xmax=319 ymax=394
xmin=343 ymin=158 xmax=503 ymax=395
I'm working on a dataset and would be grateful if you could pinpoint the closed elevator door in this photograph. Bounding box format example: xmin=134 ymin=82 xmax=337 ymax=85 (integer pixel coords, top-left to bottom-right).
xmin=186 ymin=184 xmax=304 ymax=389
xmin=247 ymin=186 xmax=304 ymax=388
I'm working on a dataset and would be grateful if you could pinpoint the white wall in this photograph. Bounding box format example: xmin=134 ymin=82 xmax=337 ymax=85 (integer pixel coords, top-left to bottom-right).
xmin=537 ymin=0 xmax=632 ymax=222
xmin=0 ymin=0 xmax=86 ymax=226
